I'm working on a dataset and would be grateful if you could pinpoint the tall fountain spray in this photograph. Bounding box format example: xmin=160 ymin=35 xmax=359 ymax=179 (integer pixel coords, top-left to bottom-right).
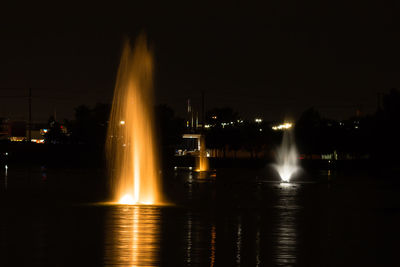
xmin=273 ymin=129 xmax=299 ymax=182
xmin=106 ymin=35 xmax=161 ymax=205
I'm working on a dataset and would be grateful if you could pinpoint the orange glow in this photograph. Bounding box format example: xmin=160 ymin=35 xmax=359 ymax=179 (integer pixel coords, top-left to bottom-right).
xmin=107 ymin=35 xmax=161 ymax=205
xmin=31 ymin=139 xmax=45 ymax=144
xmin=196 ymin=135 xmax=209 ymax=172
xmin=104 ymin=206 xmax=160 ymax=265
xmin=9 ymin=137 xmax=25 ymax=142
xmin=119 ymin=194 xmax=135 ymax=205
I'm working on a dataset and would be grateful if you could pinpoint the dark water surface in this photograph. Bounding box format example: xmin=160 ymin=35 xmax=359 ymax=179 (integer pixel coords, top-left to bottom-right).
xmin=1 ymin=166 xmax=399 ymax=266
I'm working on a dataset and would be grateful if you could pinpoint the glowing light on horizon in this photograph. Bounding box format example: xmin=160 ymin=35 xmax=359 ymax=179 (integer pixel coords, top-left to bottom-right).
xmin=31 ymin=139 xmax=45 ymax=144
xmin=272 ymin=122 xmax=293 ymax=131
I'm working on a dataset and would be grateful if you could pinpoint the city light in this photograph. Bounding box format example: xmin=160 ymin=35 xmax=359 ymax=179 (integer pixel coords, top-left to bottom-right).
xmin=9 ymin=137 xmax=25 ymax=142
xmin=272 ymin=123 xmax=293 ymax=131
xmin=31 ymin=139 xmax=45 ymax=144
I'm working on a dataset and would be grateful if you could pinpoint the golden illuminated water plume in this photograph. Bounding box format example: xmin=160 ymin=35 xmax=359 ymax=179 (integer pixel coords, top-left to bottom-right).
xmin=197 ymin=135 xmax=209 ymax=172
xmin=107 ymin=35 xmax=161 ymax=205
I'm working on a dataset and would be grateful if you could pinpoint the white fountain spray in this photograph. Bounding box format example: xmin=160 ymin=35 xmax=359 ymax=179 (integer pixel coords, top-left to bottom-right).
xmin=273 ymin=129 xmax=299 ymax=182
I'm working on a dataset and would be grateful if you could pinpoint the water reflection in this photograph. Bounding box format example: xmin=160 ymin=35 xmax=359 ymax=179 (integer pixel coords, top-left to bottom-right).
xmin=183 ymin=212 xmax=216 ymax=266
xmin=0 ymin=164 xmax=8 ymax=192
xmin=4 ymin=165 xmax=7 ymax=190
xmin=104 ymin=205 xmax=161 ymax=266
xmin=236 ymin=217 xmax=242 ymax=265
xmin=187 ymin=172 xmax=193 ymax=200
xmin=1 ymin=167 xmax=389 ymax=266
xmin=255 ymin=217 xmax=261 ymax=267
xmin=210 ymin=224 xmax=216 ymax=267
xmin=186 ymin=212 xmax=193 ymax=265
xmin=275 ymin=183 xmax=299 ymax=266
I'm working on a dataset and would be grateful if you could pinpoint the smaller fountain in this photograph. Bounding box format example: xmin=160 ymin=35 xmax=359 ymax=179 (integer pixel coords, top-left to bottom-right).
xmin=273 ymin=129 xmax=299 ymax=182
xmin=196 ymin=135 xmax=209 ymax=172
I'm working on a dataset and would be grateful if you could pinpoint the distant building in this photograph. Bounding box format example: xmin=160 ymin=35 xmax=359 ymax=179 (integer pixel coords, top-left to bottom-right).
xmin=0 ymin=118 xmax=47 ymax=143
xmin=0 ymin=118 xmax=9 ymax=140
xmin=9 ymin=121 xmax=27 ymax=141
xmin=176 ymin=134 xmax=203 ymax=156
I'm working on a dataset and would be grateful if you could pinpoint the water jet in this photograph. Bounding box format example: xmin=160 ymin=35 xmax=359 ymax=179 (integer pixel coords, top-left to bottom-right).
xmin=106 ymin=35 xmax=161 ymax=205
xmin=273 ymin=128 xmax=299 ymax=183
xmin=196 ymin=135 xmax=209 ymax=172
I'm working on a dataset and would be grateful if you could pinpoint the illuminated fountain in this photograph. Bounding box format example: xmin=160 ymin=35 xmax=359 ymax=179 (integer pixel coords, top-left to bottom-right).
xmin=106 ymin=35 xmax=161 ymax=205
xmin=196 ymin=135 xmax=209 ymax=172
xmin=273 ymin=129 xmax=299 ymax=183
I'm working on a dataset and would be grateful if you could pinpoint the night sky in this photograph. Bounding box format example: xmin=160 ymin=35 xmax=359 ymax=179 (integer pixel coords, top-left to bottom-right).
xmin=1 ymin=1 xmax=400 ymax=122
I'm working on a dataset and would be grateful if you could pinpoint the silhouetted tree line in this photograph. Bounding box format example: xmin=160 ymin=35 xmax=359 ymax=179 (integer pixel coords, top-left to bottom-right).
xmin=203 ymin=107 xmax=279 ymax=159
xmin=44 ymin=103 xmax=110 ymax=145
xmin=44 ymin=89 xmax=400 ymax=165
xmin=155 ymin=104 xmax=185 ymax=150
xmin=202 ymin=89 xmax=400 ymax=164
xmin=44 ymin=103 xmax=185 ymax=152
xmin=295 ymin=89 xmax=400 ymax=164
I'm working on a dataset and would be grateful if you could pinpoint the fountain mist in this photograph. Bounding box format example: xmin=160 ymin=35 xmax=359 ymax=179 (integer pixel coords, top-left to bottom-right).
xmin=106 ymin=35 xmax=161 ymax=205
xmin=273 ymin=130 xmax=299 ymax=182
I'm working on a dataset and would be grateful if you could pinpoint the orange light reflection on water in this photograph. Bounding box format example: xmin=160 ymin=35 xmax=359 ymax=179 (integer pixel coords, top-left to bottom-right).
xmin=210 ymin=225 xmax=216 ymax=267
xmin=105 ymin=205 xmax=161 ymax=266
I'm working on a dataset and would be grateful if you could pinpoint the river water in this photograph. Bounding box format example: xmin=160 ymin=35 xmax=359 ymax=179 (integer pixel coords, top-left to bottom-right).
xmin=0 ymin=166 xmax=399 ymax=266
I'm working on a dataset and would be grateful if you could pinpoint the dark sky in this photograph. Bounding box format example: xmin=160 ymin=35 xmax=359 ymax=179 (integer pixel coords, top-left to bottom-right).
xmin=1 ymin=1 xmax=400 ymax=122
